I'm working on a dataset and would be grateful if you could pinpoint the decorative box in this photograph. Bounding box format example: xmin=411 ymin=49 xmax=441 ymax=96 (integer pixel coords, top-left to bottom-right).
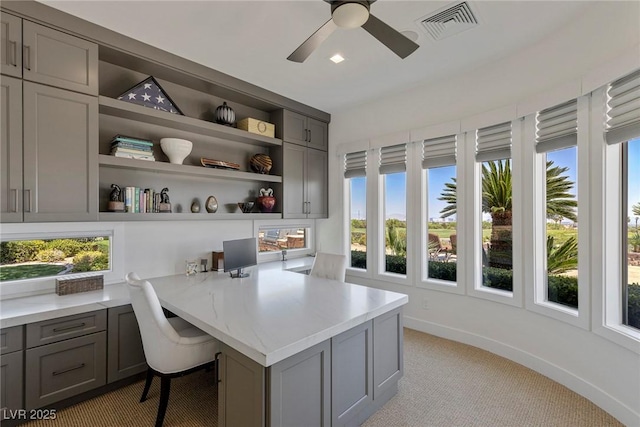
xmin=56 ymin=274 xmax=104 ymax=295
xmin=237 ymin=118 xmax=275 ymax=138
xmin=212 ymin=251 xmax=224 ymax=272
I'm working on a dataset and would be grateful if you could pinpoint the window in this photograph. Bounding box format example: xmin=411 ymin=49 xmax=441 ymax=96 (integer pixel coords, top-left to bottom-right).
xmin=476 ymin=122 xmax=513 ymax=292
xmin=345 ymin=151 xmax=367 ymax=270
xmin=258 ymin=228 xmax=308 ymax=253
xmin=536 ymin=100 xmax=579 ymax=309
xmin=422 ymin=135 xmax=457 ymax=282
xmin=380 ymin=144 xmax=407 ymax=276
xmin=623 ymin=138 xmax=640 ymax=330
xmin=0 ymin=234 xmax=111 ymax=282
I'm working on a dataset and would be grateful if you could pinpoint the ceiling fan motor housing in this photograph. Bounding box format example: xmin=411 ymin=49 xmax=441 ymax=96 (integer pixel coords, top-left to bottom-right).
xmin=331 ymin=1 xmax=371 ymax=28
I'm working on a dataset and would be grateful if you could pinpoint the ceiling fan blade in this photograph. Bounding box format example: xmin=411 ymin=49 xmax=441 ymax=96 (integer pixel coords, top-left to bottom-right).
xmin=361 ymin=13 xmax=418 ymax=59
xmin=287 ymin=18 xmax=338 ymax=63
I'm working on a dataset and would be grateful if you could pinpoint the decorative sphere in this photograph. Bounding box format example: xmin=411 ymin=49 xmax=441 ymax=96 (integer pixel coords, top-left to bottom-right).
xmin=250 ymin=154 xmax=272 ymax=174
xmin=215 ymin=102 xmax=235 ymax=126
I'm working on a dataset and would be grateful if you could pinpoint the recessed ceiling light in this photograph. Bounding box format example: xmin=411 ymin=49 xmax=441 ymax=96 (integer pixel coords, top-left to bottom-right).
xmin=330 ymin=54 xmax=345 ymax=64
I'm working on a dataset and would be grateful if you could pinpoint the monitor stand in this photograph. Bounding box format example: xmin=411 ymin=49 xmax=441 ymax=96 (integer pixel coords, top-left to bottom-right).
xmin=229 ymin=268 xmax=250 ymax=278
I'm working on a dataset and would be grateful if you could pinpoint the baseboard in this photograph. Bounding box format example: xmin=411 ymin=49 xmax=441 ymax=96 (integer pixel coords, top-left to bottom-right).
xmin=404 ymin=316 xmax=640 ymax=427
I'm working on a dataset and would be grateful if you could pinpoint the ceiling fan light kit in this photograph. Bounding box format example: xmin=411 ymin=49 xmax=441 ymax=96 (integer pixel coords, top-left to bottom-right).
xmin=287 ymin=0 xmax=419 ymax=63
xmin=331 ymin=2 xmax=370 ymax=28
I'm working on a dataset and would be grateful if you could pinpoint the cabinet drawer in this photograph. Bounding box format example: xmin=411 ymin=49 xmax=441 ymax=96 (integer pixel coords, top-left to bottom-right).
xmin=25 ymin=331 xmax=106 ymax=410
xmin=0 ymin=325 xmax=23 ymax=354
xmin=26 ymin=310 xmax=106 ymax=348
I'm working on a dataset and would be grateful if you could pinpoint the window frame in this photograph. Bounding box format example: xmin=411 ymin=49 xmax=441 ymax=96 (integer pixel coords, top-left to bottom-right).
xmin=344 ymin=175 xmax=370 ymax=277
xmin=376 ymin=171 xmax=409 ymax=284
xmin=254 ymin=219 xmax=315 ymax=263
xmin=0 ymin=222 xmax=124 ymax=299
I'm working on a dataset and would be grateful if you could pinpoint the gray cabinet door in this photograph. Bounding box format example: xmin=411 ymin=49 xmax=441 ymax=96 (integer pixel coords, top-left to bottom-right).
xmin=25 ymin=331 xmax=106 ymax=410
xmin=306 ymin=148 xmax=328 ymax=219
xmin=218 ymin=344 xmax=265 ymax=427
xmin=331 ymin=320 xmax=373 ymax=427
xmin=1 ymin=350 xmax=23 ymax=419
xmin=1 ymin=12 xmax=22 ymax=78
xmin=107 ymin=305 xmax=146 ymax=383
xmin=22 ymin=82 xmax=98 ymax=222
xmin=22 ymin=21 xmax=98 ymax=95
xmin=283 ymin=143 xmax=307 ymax=219
xmin=307 ymin=117 xmax=328 ymax=151
xmin=281 ymin=110 xmax=307 ymax=146
xmin=0 ymin=325 xmax=24 ymax=355
xmin=373 ymin=308 xmax=403 ymax=400
xmin=269 ymin=339 xmax=331 ymax=427
xmin=0 ymin=75 xmax=22 ymax=223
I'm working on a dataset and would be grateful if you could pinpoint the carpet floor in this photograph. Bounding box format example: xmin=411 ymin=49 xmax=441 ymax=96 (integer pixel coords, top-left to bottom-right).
xmin=24 ymin=328 xmax=622 ymax=427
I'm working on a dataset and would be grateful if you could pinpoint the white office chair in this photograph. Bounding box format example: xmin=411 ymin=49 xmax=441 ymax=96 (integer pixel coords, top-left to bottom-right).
xmin=309 ymin=252 xmax=347 ymax=282
xmin=125 ymin=272 xmax=220 ymax=427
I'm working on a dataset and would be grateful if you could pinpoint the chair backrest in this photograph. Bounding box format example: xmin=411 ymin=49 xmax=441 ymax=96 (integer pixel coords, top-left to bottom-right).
xmin=450 ymin=234 xmax=457 ymax=254
xmin=428 ymin=233 xmax=442 ymax=250
xmin=125 ymin=272 xmax=185 ymax=371
xmin=310 ymin=253 xmax=347 ymax=282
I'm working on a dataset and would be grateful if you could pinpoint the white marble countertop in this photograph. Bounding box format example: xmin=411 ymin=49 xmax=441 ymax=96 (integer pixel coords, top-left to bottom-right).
xmin=148 ymin=267 xmax=408 ymax=367
xmin=0 ymin=257 xmax=314 ymax=328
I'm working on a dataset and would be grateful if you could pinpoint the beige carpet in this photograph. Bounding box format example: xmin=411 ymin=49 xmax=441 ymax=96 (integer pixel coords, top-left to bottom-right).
xmin=24 ymin=328 xmax=621 ymax=427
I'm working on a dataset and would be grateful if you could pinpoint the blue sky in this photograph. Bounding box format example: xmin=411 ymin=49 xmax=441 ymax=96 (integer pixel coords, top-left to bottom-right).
xmin=350 ymin=138 xmax=639 ymax=222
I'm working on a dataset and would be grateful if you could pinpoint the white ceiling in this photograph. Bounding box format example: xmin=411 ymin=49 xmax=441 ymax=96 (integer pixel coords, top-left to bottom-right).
xmin=41 ymin=0 xmax=593 ymax=114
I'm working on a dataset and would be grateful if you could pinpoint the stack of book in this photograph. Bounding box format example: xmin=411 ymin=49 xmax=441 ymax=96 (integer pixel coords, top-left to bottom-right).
xmin=124 ymin=187 xmax=162 ymax=213
xmin=110 ymin=135 xmax=155 ymax=161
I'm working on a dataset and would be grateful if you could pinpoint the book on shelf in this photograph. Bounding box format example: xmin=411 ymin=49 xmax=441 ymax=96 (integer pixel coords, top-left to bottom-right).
xmin=112 ymin=147 xmax=154 ymax=156
xmin=110 ymin=134 xmax=153 ymax=146
xmin=123 ymin=187 xmax=160 ymax=213
xmin=111 ymin=151 xmax=156 ymax=161
xmin=111 ymin=141 xmax=153 ymax=152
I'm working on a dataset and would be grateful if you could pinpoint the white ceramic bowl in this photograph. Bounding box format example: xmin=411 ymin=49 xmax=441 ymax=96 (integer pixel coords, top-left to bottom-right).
xmin=160 ymin=138 xmax=192 ymax=164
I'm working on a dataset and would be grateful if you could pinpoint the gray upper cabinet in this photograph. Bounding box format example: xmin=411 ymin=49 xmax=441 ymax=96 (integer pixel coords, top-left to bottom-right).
xmin=275 ymin=110 xmax=328 ymax=151
xmin=282 ymin=143 xmax=328 ymax=219
xmin=22 ymin=21 xmax=98 ymax=95
xmin=22 ymin=82 xmax=98 ymax=222
xmin=1 ymin=12 xmax=22 ymax=78
xmin=0 ymin=75 xmax=23 ymax=223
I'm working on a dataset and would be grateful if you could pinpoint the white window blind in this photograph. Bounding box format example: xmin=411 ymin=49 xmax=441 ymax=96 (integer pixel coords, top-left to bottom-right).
xmin=475 ymin=122 xmax=512 ymax=162
xmin=606 ymin=69 xmax=640 ymax=145
xmin=379 ymin=144 xmax=406 ymax=174
xmin=535 ymin=100 xmax=577 ymax=153
xmin=422 ymin=135 xmax=456 ymax=168
xmin=344 ymin=151 xmax=367 ymax=178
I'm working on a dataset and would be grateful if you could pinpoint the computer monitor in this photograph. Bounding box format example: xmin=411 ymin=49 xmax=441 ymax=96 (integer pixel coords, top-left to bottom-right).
xmin=223 ymin=237 xmax=257 ymax=278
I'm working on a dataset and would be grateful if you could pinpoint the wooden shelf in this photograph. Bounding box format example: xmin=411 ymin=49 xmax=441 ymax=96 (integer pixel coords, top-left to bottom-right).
xmin=99 ymin=212 xmax=281 ymax=221
xmin=99 ymin=155 xmax=282 ymax=183
xmin=99 ymin=96 xmax=282 ymax=148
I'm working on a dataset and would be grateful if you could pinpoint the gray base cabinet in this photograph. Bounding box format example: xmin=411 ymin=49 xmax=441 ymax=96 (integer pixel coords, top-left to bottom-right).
xmin=218 ymin=309 xmax=403 ymax=427
xmin=0 ymin=326 xmax=24 ymax=420
xmin=331 ymin=320 xmax=373 ymax=427
xmin=24 ymin=310 xmax=107 ymax=410
xmin=107 ymin=305 xmax=146 ymax=383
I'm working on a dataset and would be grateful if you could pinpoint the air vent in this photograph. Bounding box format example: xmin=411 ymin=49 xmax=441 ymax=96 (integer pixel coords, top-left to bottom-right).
xmin=418 ymin=2 xmax=479 ymax=41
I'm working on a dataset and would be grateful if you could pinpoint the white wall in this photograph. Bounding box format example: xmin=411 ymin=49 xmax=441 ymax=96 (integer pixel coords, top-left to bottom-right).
xmin=318 ymin=2 xmax=640 ymax=425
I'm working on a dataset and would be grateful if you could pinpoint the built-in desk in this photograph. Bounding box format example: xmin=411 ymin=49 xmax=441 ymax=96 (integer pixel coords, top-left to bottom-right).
xmin=146 ymin=266 xmax=408 ymax=427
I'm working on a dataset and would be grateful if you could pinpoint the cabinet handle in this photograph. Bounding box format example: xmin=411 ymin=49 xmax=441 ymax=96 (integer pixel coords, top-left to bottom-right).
xmin=214 ymin=351 xmax=222 ymax=383
xmin=306 ymin=129 xmax=311 ymax=142
xmin=24 ymin=189 xmax=31 ymax=213
xmin=23 ymin=45 xmax=31 ymax=70
xmin=9 ymin=40 xmax=17 ymax=66
xmin=307 ymin=202 xmax=311 ymax=214
xmin=52 ymin=363 xmax=85 ymax=376
xmin=53 ymin=322 xmax=86 ymax=333
xmin=10 ymin=189 xmax=18 ymax=213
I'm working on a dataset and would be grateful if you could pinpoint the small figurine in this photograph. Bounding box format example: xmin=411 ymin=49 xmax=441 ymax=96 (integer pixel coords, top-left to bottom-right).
xmin=110 ymin=184 xmax=121 ymax=201
xmin=159 ymin=187 xmax=172 ymax=213
xmin=107 ymin=184 xmax=124 ymax=212
xmin=160 ymin=187 xmax=170 ymax=204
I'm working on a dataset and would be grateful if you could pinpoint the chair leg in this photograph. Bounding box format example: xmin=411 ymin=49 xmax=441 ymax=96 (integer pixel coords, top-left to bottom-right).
xmin=155 ymin=377 xmax=171 ymax=427
xmin=140 ymin=368 xmax=154 ymax=403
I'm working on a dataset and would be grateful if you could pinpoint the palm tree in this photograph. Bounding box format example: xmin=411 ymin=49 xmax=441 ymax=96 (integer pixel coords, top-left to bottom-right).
xmin=633 ymin=202 xmax=640 ymax=231
xmin=386 ymin=223 xmax=407 ymax=257
xmin=438 ymin=159 xmax=577 ymax=268
xmin=546 ymin=236 xmax=578 ymax=274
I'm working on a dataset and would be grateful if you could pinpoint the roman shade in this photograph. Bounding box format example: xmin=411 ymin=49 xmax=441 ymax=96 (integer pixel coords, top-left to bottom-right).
xmin=422 ymin=135 xmax=457 ymax=168
xmin=344 ymin=151 xmax=367 ymax=178
xmin=605 ymin=69 xmax=640 ymax=145
xmin=535 ymin=100 xmax=577 ymax=153
xmin=379 ymin=144 xmax=406 ymax=174
xmin=475 ymin=121 xmax=512 ymax=162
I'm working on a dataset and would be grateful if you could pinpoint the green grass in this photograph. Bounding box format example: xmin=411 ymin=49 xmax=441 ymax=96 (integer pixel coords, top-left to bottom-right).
xmin=0 ymin=264 xmax=66 ymax=281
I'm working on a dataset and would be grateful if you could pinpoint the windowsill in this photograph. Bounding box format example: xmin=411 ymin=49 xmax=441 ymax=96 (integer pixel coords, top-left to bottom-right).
xmin=593 ymin=322 xmax=640 ymax=354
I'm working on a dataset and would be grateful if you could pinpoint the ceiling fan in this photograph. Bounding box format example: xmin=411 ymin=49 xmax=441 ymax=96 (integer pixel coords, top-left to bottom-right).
xmin=287 ymin=0 xmax=419 ymax=63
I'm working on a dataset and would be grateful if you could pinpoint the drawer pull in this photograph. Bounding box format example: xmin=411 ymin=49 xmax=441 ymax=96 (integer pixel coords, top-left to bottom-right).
xmin=52 ymin=322 xmax=86 ymax=333
xmin=52 ymin=363 xmax=85 ymax=376
xmin=23 ymin=45 xmax=31 ymax=70
xmin=9 ymin=40 xmax=17 ymax=66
